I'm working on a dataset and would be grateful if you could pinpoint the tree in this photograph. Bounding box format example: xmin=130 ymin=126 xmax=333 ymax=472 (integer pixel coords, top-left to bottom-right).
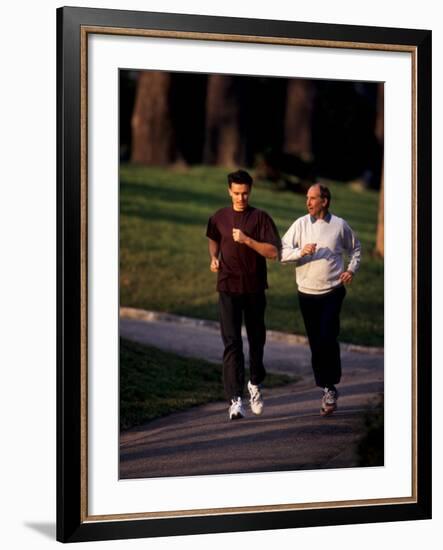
xmin=283 ymin=79 xmax=315 ymax=161
xmin=203 ymin=75 xmax=246 ymax=168
xmin=374 ymin=83 xmax=384 ymax=257
xmin=375 ymin=165 xmax=384 ymax=257
xmin=131 ymin=71 xmax=175 ymax=165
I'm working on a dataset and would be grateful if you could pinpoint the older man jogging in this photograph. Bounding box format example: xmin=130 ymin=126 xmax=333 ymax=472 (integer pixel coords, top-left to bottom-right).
xmin=281 ymin=183 xmax=361 ymax=416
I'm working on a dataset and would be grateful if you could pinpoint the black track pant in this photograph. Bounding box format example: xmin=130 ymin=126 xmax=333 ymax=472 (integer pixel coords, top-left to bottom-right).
xmin=218 ymin=291 xmax=267 ymax=402
xmin=298 ymin=285 xmax=346 ymax=389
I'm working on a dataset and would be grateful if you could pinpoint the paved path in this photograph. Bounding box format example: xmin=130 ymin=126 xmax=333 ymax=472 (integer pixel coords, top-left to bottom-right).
xmin=119 ymin=309 xmax=384 ymax=479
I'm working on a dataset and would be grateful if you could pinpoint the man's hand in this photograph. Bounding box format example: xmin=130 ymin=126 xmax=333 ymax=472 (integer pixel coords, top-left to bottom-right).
xmin=232 ymin=228 xmax=248 ymax=244
xmin=210 ymin=258 xmax=220 ymax=272
xmin=301 ymin=243 xmax=317 ymax=257
xmin=232 ymin=229 xmax=278 ymax=259
xmin=339 ymin=270 xmax=353 ymax=284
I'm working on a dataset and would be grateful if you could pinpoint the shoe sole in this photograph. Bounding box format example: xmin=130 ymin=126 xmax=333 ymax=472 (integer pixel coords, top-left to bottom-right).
xmin=320 ymin=404 xmax=337 ymax=417
xmin=229 ymin=413 xmax=244 ymax=420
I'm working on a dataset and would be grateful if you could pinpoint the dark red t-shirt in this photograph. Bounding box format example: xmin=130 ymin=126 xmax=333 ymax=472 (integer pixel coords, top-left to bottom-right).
xmin=206 ymin=206 xmax=281 ymax=294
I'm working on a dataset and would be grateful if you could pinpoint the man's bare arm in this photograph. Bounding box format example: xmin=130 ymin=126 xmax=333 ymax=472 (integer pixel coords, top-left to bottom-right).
xmin=232 ymin=229 xmax=278 ymax=260
xmin=208 ymin=238 xmax=220 ymax=272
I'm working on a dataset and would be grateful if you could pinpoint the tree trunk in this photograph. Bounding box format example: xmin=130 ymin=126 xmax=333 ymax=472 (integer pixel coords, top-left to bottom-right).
xmin=203 ymin=75 xmax=245 ymax=168
xmin=374 ymin=83 xmax=384 ymax=257
xmin=283 ymin=79 xmax=315 ymax=161
xmin=375 ymin=164 xmax=384 ymax=257
xmin=131 ymin=71 xmax=175 ymax=165
xmin=374 ymin=82 xmax=384 ymax=145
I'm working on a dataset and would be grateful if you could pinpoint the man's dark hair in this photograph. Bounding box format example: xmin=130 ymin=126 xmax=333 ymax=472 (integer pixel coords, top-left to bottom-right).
xmin=227 ymin=170 xmax=253 ymax=188
xmin=316 ymin=183 xmax=331 ymax=208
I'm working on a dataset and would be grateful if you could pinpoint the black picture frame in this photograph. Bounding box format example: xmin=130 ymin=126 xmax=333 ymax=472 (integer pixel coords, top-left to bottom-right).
xmin=57 ymin=6 xmax=432 ymax=543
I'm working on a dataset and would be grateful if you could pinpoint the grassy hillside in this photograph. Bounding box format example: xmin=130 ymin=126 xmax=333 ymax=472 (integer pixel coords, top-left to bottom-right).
xmin=120 ymin=164 xmax=383 ymax=346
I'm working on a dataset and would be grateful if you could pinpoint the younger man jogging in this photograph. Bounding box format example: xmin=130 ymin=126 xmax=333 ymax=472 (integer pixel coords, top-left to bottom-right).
xmin=206 ymin=170 xmax=280 ymax=420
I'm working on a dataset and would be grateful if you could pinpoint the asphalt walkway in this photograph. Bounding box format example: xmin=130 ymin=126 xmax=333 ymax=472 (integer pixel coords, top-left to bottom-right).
xmin=119 ymin=308 xmax=384 ymax=479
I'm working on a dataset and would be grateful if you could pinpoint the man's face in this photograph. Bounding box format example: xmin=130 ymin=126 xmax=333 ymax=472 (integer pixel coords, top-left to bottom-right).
xmin=306 ymin=185 xmax=328 ymax=218
xmin=229 ymin=182 xmax=251 ymax=212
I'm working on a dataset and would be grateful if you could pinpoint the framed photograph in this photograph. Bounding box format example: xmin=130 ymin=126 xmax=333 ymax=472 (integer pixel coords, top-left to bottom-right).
xmin=57 ymin=6 xmax=431 ymax=543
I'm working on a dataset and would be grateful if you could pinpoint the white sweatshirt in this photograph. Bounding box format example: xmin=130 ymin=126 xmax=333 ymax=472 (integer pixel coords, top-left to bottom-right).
xmin=281 ymin=213 xmax=361 ymax=295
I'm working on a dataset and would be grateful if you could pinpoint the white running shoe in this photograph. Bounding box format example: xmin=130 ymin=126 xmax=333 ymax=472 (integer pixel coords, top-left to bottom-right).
xmin=321 ymin=387 xmax=339 ymax=416
xmin=247 ymin=381 xmax=264 ymax=416
xmin=229 ymin=397 xmax=245 ymax=420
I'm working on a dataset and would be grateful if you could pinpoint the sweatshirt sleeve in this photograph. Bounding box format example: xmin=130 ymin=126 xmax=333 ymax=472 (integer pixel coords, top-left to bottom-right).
xmin=343 ymin=221 xmax=361 ymax=274
xmin=280 ymin=220 xmax=303 ymax=263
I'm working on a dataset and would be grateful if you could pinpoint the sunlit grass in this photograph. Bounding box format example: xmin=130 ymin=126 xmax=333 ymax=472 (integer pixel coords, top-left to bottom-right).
xmin=120 ymin=164 xmax=383 ymax=346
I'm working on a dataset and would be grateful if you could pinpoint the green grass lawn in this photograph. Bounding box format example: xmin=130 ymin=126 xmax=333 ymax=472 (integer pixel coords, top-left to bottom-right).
xmin=120 ymin=164 xmax=383 ymax=347
xmin=120 ymin=338 xmax=295 ymax=430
